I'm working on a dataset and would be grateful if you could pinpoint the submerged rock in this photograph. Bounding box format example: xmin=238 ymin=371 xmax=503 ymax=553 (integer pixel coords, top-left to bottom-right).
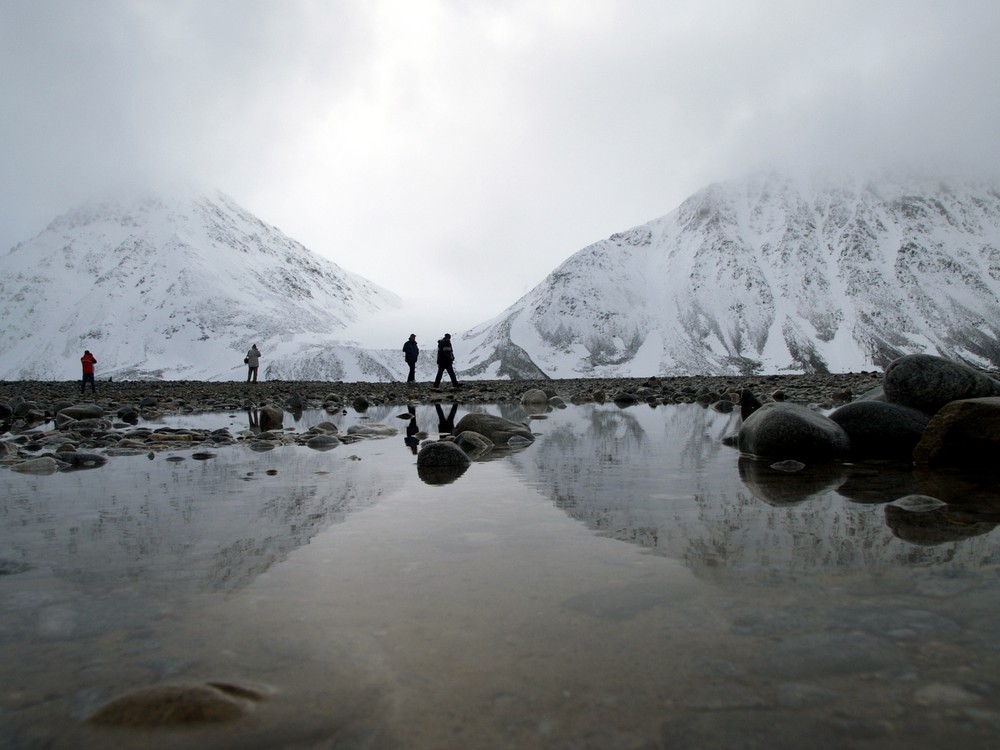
xmin=87 ymin=682 xmax=268 ymax=726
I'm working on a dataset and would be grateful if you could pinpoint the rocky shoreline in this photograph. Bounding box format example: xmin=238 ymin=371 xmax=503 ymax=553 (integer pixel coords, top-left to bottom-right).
xmin=0 ymin=371 xmax=884 ymax=418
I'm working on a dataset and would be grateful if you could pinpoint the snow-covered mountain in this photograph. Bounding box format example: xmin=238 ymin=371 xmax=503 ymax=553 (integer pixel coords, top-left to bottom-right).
xmin=458 ymin=173 xmax=1000 ymax=378
xmin=0 ymin=189 xmax=403 ymax=380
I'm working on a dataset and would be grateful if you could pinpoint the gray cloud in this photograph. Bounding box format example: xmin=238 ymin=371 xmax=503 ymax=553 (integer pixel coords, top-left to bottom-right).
xmin=4 ymin=0 xmax=999 ymax=346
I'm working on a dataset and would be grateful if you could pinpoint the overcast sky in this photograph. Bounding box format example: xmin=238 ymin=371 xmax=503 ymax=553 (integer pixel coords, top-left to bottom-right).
xmin=3 ymin=0 xmax=1000 ymax=348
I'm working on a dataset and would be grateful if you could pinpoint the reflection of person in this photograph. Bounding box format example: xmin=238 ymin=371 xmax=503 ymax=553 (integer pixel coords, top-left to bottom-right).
xmin=403 ymin=334 xmax=419 ymax=383
xmin=80 ymin=350 xmax=97 ymax=395
xmin=433 ymin=333 xmax=459 ymax=389
xmin=404 ymin=405 xmax=420 ymax=454
xmin=245 ymin=344 xmax=261 ymax=383
xmin=435 ymin=402 xmax=458 ymax=435
xmin=246 ymin=407 xmax=260 ymax=432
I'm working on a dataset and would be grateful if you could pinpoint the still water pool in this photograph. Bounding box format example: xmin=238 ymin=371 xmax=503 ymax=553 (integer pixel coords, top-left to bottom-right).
xmin=2 ymin=402 xmax=999 ymax=749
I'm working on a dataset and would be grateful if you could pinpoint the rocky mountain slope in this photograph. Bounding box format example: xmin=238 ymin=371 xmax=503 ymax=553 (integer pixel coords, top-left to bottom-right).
xmin=0 ymin=189 xmax=402 ymax=380
xmin=457 ymin=173 xmax=1000 ymax=378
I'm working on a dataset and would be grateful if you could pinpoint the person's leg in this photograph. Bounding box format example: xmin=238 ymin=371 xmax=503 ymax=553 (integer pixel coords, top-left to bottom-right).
xmin=252 ymin=367 xmax=258 ymax=383
xmin=448 ymin=365 xmax=458 ymax=386
xmin=247 ymin=367 xmax=252 ymax=383
xmin=81 ymin=374 xmax=85 ymax=394
xmin=407 ymin=362 xmax=415 ymax=382
xmin=434 ymin=366 xmax=443 ymax=387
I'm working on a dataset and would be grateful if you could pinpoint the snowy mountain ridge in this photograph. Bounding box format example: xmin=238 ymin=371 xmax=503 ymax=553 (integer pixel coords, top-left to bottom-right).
xmin=0 ymin=189 xmax=402 ymax=380
xmin=2 ymin=173 xmax=999 ymax=382
xmin=457 ymin=173 xmax=1000 ymax=378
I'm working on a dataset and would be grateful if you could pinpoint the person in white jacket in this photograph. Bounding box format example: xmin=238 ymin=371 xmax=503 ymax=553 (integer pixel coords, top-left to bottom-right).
xmin=245 ymin=344 xmax=261 ymax=383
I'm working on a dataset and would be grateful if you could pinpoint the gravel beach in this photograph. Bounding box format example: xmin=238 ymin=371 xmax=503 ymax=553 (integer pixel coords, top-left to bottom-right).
xmin=0 ymin=372 xmax=886 ymax=417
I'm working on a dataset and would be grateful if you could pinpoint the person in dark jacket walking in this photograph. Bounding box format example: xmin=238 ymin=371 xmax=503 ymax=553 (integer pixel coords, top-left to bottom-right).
xmin=80 ymin=350 xmax=97 ymax=395
xmin=402 ymin=334 xmax=419 ymax=383
xmin=433 ymin=333 xmax=459 ymax=389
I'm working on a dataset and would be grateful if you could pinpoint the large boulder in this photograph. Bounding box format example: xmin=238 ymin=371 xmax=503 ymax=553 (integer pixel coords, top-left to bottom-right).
xmin=520 ymin=389 xmax=549 ymax=406
xmin=58 ymin=404 xmax=105 ymax=420
xmin=453 ymin=414 xmax=534 ymax=446
xmin=258 ymin=405 xmax=284 ymax=432
xmin=738 ymin=402 xmax=850 ymax=460
xmin=827 ymin=400 xmax=930 ymax=459
xmin=883 ymin=354 xmax=1000 ymax=415
xmin=416 ymin=440 xmax=471 ymax=485
xmin=913 ymin=396 xmax=1000 ymax=467
xmin=416 ymin=440 xmax=472 ymax=469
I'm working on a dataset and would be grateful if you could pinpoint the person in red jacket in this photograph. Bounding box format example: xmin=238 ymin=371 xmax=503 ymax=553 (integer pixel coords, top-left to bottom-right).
xmin=80 ymin=350 xmax=97 ymax=395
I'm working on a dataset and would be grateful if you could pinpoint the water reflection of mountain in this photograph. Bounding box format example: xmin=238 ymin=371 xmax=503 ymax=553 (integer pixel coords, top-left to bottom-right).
xmin=0 ymin=447 xmax=399 ymax=599
xmin=510 ymin=403 xmax=1000 ymax=581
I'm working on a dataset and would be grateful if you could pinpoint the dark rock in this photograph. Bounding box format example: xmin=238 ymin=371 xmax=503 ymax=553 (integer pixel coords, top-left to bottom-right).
xmin=883 ymin=354 xmax=1000 ymax=415
xmin=738 ymin=402 xmax=850 ymax=460
xmin=417 ymin=440 xmax=472 ymax=468
xmin=913 ymin=396 xmax=1000 ymax=466
xmin=13 ymin=401 xmax=37 ymax=418
xmin=58 ymin=404 xmax=104 ymax=420
xmin=416 ymin=440 xmax=471 ymax=485
xmin=453 ymin=413 xmax=534 ymax=446
xmin=306 ymin=434 xmax=341 ymax=451
xmin=520 ymin=388 xmax=549 ymax=405
xmin=259 ymin=405 xmax=284 ymax=432
xmin=739 ymin=388 xmax=762 ymax=420
xmin=828 ymin=400 xmax=930 ymax=458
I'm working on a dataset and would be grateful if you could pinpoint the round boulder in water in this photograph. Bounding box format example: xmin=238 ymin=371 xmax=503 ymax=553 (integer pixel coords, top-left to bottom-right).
xmin=453 ymin=413 xmax=534 ymax=446
xmin=738 ymin=402 xmax=850 ymax=460
xmin=416 ymin=440 xmax=471 ymax=485
xmin=828 ymin=400 xmax=930 ymax=458
xmin=883 ymin=354 xmax=1000 ymax=415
